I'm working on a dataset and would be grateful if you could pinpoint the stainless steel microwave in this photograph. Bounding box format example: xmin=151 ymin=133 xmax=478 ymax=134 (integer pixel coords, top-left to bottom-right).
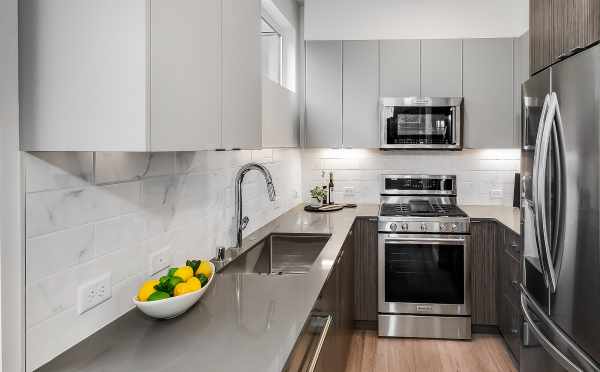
xmin=380 ymin=97 xmax=463 ymax=150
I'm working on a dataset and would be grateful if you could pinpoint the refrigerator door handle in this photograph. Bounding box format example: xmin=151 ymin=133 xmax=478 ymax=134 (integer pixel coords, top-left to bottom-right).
xmin=547 ymin=92 xmax=568 ymax=293
xmin=533 ymin=94 xmax=553 ymax=289
xmin=521 ymin=289 xmax=598 ymax=372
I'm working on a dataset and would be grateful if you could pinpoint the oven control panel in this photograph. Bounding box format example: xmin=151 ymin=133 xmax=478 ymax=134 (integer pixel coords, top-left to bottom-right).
xmin=379 ymin=220 xmax=470 ymax=234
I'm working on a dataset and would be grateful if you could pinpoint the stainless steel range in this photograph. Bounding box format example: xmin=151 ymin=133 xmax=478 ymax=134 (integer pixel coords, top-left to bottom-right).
xmin=378 ymin=174 xmax=472 ymax=340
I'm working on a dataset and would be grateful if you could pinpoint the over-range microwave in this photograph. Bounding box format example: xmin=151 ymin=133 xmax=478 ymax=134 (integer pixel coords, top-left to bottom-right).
xmin=380 ymin=97 xmax=463 ymax=150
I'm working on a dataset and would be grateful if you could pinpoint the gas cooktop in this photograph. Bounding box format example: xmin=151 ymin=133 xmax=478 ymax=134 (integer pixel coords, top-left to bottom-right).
xmin=379 ymin=201 xmax=468 ymax=218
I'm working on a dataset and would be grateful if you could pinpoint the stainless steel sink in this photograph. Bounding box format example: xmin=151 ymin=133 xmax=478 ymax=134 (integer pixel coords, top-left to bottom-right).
xmin=219 ymin=233 xmax=331 ymax=275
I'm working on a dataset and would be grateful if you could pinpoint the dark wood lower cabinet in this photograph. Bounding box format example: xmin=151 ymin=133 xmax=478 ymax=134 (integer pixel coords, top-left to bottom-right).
xmin=313 ymin=227 xmax=355 ymax=372
xmin=470 ymin=220 xmax=498 ymax=325
xmin=470 ymin=219 xmax=522 ymax=363
xmin=353 ymin=217 xmax=378 ymax=324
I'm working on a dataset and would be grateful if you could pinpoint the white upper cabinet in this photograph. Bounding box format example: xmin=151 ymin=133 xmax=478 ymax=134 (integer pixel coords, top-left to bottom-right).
xmin=379 ymin=40 xmax=420 ymax=97
xmin=20 ymin=0 xmax=261 ymax=151
xmin=305 ymin=41 xmax=343 ymax=148
xmin=221 ymin=0 xmax=262 ymax=149
xmin=463 ymin=38 xmax=514 ymax=148
xmin=150 ymin=0 xmax=221 ymax=151
xmin=342 ymin=41 xmax=380 ymax=148
xmin=420 ymin=39 xmax=463 ymax=97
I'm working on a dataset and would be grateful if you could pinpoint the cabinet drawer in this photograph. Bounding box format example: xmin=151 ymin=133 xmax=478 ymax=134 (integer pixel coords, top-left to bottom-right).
xmin=502 ymin=248 xmax=521 ymax=307
xmin=499 ymin=294 xmax=521 ymax=361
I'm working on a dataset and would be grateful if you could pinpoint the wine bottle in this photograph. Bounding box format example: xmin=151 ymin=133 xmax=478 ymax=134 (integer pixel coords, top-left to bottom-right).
xmin=328 ymin=172 xmax=334 ymax=205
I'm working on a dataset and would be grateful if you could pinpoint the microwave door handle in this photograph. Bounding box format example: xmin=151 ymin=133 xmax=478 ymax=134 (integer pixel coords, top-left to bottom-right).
xmin=533 ymin=94 xmax=552 ymax=288
xmin=521 ymin=291 xmax=585 ymax=372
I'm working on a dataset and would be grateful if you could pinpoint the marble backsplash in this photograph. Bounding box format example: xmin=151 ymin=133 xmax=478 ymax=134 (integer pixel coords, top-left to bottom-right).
xmin=302 ymin=148 xmax=521 ymax=206
xmin=24 ymin=149 xmax=302 ymax=371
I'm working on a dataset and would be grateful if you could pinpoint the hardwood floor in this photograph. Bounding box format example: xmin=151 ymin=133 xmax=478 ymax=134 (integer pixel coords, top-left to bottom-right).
xmin=345 ymin=331 xmax=517 ymax=372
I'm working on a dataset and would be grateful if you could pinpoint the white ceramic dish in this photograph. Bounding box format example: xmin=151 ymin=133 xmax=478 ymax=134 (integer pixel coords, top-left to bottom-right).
xmin=133 ymin=262 xmax=215 ymax=319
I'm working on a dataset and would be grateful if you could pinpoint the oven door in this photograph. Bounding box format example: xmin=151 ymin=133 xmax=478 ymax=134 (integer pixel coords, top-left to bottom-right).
xmin=378 ymin=233 xmax=471 ymax=316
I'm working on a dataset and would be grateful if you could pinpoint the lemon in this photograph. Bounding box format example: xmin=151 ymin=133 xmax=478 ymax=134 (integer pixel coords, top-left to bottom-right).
xmin=174 ymin=266 xmax=194 ymax=282
xmin=196 ymin=261 xmax=213 ymax=278
xmin=187 ymin=276 xmax=202 ymax=292
xmin=174 ymin=282 xmax=192 ymax=297
xmin=137 ymin=279 xmax=160 ymax=302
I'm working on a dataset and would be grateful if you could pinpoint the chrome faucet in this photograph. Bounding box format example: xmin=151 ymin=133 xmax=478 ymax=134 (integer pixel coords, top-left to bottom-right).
xmin=234 ymin=163 xmax=276 ymax=248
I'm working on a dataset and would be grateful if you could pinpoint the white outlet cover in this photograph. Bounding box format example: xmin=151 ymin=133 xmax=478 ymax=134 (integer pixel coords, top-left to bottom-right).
xmin=490 ymin=189 xmax=504 ymax=199
xmin=77 ymin=273 xmax=112 ymax=315
xmin=149 ymin=246 xmax=172 ymax=275
xmin=344 ymin=186 xmax=354 ymax=196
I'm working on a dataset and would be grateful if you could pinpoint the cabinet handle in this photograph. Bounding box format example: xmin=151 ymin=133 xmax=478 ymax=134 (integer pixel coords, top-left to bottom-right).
xmin=368 ymin=218 xmax=378 ymax=222
xmin=471 ymin=220 xmax=481 ymax=223
xmin=512 ymin=280 xmax=520 ymax=289
xmin=511 ymin=328 xmax=519 ymax=335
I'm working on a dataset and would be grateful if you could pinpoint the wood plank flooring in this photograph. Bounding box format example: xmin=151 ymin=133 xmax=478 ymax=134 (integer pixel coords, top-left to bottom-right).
xmin=345 ymin=331 xmax=517 ymax=372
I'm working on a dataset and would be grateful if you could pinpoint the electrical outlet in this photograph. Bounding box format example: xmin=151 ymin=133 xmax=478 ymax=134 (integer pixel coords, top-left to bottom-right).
xmin=149 ymin=246 xmax=172 ymax=275
xmin=490 ymin=189 xmax=504 ymax=199
xmin=344 ymin=186 xmax=354 ymax=197
xmin=77 ymin=273 xmax=111 ymax=315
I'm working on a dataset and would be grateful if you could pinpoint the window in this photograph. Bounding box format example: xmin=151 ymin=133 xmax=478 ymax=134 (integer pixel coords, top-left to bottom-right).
xmin=261 ymin=17 xmax=282 ymax=84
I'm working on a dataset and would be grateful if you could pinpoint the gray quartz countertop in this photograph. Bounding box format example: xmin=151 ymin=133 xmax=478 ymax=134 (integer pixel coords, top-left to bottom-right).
xmin=459 ymin=205 xmax=520 ymax=234
xmin=37 ymin=204 xmax=379 ymax=372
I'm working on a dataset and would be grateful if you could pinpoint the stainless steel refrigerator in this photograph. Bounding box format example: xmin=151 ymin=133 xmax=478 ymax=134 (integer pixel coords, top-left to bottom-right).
xmin=521 ymin=44 xmax=600 ymax=372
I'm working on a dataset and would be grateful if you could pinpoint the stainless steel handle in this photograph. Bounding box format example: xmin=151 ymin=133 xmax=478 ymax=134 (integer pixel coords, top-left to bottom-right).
xmin=368 ymin=217 xmax=378 ymax=222
xmin=532 ymin=94 xmax=553 ymax=291
xmin=307 ymin=314 xmax=333 ymax=372
xmin=413 ymin=98 xmax=431 ymax=105
xmin=521 ymin=289 xmax=593 ymax=372
xmin=548 ymin=92 xmax=567 ymax=293
xmin=385 ymin=236 xmax=466 ymax=245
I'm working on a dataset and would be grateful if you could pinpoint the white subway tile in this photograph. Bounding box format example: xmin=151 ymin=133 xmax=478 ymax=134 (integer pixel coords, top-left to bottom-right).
xmin=26 ymin=225 xmax=95 ymax=284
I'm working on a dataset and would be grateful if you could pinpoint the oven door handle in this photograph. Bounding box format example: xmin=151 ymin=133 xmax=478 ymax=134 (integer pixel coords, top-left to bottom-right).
xmin=383 ymin=236 xmax=466 ymax=245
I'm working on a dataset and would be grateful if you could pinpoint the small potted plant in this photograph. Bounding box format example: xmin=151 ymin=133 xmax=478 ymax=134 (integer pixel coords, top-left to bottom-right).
xmin=309 ymin=186 xmax=327 ymax=207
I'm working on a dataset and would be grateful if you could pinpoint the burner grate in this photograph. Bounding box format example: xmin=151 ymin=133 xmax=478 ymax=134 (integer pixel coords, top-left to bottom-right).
xmin=380 ymin=203 xmax=467 ymax=217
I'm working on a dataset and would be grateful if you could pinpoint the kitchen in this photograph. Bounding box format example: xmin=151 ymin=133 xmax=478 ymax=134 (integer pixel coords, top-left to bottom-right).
xmin=0 ymin=0 xmax=597 ymax=371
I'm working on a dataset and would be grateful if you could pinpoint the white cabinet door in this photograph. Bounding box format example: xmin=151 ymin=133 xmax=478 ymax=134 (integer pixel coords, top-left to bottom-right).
xmin=463 ymin=38 xmax=514 ymax=148
xmin=19 ymin=0 xmax=148 ymax=151
xmin=305 ymin=41 xmax=343 ymax=148
xmin=221 ymin=0 xmax=262 ymax=149
xmin=150 ymin=0 xmax=221 ymax=151
xmin=421 ymin=39 xmax=462 ymax=97
xmin=342 ymin=41 xmax=380 ymax=148
xmin=514 ymin=32 xmax=529 ymax=147
xmin=379 ymin=40 xmax=420 ymax=97
xmin=262 ymin=78 xmax=299 ymax=148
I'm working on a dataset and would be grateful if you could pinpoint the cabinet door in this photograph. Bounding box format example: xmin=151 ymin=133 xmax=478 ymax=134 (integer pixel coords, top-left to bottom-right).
xmin=420 ymin=39 xmax=462 ymax=97
xmin=150 ymin=0 xmax=221 ymax=151
xmin=339 ymin=231 xmax=355 ymax=370
xmin=342 ymin=41 xmax=379 ymax=148
xmin=353 ymin=218 xmax=378 ymax=323
xmin=305 ymin=41 xmax=343 ymax=148
xmin=530 ymin=0 xmax=553 ymax=74
xmin=580 ymin=0 xmax=600 ymax=49
xmin=463 ymin=38 xmax=514 ymax=149
xmin=470 ymin=220 xmax=497 ymax=325
xmin=221 ymin=0 xmax=262 ymax=149
xmin=552 ymin=0 xmax=579 ymax=63
xmin=313 ymin=264 xmax=339 ymax=372
xmin=379 ymin=40 xmax=420 ymax=97
xmin=514 ymin=32 xmax=530 ymax=147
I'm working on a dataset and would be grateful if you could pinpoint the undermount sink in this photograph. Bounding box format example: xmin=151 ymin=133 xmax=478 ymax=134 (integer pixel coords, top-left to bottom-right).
xmin=220 ymin=233 xmax=331 ymax=275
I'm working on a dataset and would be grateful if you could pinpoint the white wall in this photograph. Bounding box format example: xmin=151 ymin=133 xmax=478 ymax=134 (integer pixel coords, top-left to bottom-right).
xmin=0 ymin=0 xmax=22 ymax=370
xmin=305 ymin=0 xmax=529 ymax=40
xmin=302 ymin=149 xmax=520 ymax=206
xmin=24 ymin=149 xmax=302 ymax=371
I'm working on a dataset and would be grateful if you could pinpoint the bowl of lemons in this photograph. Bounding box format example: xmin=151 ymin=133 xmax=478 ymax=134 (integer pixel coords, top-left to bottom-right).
xmin=133 ymin=259 xmax=215 ymax=319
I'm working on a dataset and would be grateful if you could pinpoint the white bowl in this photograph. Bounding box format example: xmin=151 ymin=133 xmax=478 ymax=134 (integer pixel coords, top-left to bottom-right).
xmin=133 ymin=262 xmax=215 ymax=319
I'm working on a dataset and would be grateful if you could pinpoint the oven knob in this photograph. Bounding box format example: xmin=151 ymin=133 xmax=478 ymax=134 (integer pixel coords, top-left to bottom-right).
xmin=420 ymin=223 xmax=427 ymax=232
xmin=401 ymin=223 xmax=408 ymax=231
xmin=451 ymin=223 xmax=458 ymax=232
xmin=390 ymin=223 xmax=398 ymax=231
